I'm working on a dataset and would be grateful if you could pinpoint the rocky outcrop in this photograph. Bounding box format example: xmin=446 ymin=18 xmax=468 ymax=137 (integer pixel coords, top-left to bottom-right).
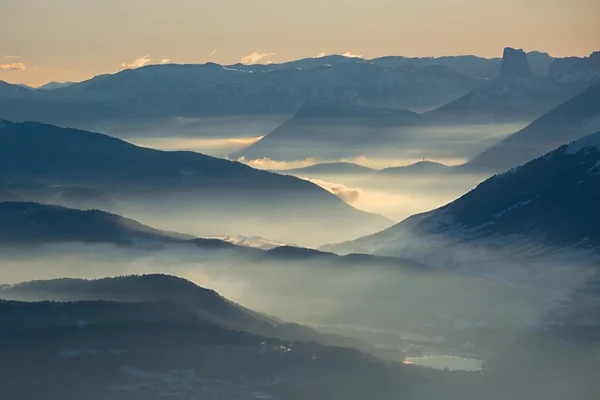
xmin=500 ymin=47 xmax=532 ymax=78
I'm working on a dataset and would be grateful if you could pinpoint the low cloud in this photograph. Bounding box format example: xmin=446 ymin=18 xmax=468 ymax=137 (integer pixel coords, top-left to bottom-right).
xmin=4 ymin=55 xmax=22 ymax=59
xmin=0 ymin=62 xmax=26 ymax=71
xmin=305 ymin=178 xmax=363 ymax=203
xmin=121 ymin=55 xmax=152 ymax=68
xmin=316 ymin=52 xmax=326 ymax=58
xmin=240 ymin=51 xmax=276 ymax=65
xmin=236 ymin=157 xmax=317 ymax=171
xmin=160 ymin=58 xmax=171 ymax=64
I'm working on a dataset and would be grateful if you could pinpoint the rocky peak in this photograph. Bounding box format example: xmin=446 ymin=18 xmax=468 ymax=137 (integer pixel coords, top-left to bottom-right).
xmin=500 ymin=47 xmax=532 ymax=78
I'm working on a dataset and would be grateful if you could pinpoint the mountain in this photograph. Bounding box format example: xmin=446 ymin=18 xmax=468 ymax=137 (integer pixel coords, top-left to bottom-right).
xmin=0 ymin=202 xmax=197 ymax=246
xmin=238 ymin=102 xmax=423 ymax=160
xmin=0 ymin=61 xmax=481 ymax=127
xmin=0 ymin=120 xmax=391 ymax=246
xmin=427 ymin=48 xmax=575 ymax=122
xmin=365 ymin=161 xmax=449 ymax=191
xmin=547 ymin=51 xmax=600 ymax=88
xmin=0 ymin=62 xmax=481 ymax=124
xmin=0 ymin=80 xmax=32 ymax=97
xmin=324 ymin=131 xmax=600 ymax=268
xmin=468 ymin=81 xmax=600 ymax=171
xmin=0 ymin=275 xmax=460 ymax=400
xmin=371 ymin=51 xmax=554 ymax=79
xmin=37 ymin=81 xmax=75 ymax=90
xmin=230 ymin=54 xmax=368 ymax=71
xmin=277 ymin=162 xmax=377 ymax=176
xmin=499 ymin=47 xmax=532 ymax=78
xmin=376 ymin=161 xmax=448 ymax=176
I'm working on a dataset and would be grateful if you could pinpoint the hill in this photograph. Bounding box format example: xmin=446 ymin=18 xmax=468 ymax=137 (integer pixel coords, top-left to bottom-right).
xmin=0 ymin=275 xmax=455 ymax=400
xmin=0 ymin=120 xmax=391 ymax=246
xmin=277 ymin=162 xmax=377 ymax=176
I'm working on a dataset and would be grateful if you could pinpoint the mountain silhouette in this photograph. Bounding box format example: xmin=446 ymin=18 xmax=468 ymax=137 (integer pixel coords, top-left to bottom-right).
xmin=426 ymin=48 xmax=582 ymax=122
xmin=0 ymin=120 xmax=390 ymax=246
xmin=238 ymin=102 xmax=422 ymax=160
xmin=468 ymin=81 xmax=600 ymax=171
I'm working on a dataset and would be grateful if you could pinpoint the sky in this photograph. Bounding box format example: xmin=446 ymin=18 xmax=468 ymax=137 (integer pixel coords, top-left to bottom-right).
xmin=1 ymin=0 xmax=599 ymax=86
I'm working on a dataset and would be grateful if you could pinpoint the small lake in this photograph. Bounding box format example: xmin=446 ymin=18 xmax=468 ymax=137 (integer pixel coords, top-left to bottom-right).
xmin=405 ymin=355 xmax=483 ymax=371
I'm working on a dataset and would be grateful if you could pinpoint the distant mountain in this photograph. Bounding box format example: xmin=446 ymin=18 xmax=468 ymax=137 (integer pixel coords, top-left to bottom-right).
xmin=230 ymin=54 xmax=369 ymax=72
xmin=468 ymin=81 xmax=600 ymax=171
xmin=0 ymin=61 xmax=482 ymax=126
xmin=37 ymin=81 xmax=75 ymax=90
xmin=238 ymin=102 xmax=423 ymax=160
xmin=376 ymin=161 xmax=448 ymax=176
xmin=0 ymin=181 xmax=116 ymax=210
xmin=0 ymin=202 xmax=196 ymax=246
xmin=207 ymin=234 xmax=287 ymax=250
xmin=427 ymin=48 xmax=576 ymax=122
xmin=325 ymin=131 xmax=600 ymax=267
xmin=0 ymin=120 xmax=390 ymax=246
xmin=0 ymin=80 xmax=32 ymax=97
xmin=277 ymin=162 xmax=378 ymax=176
xmin=371 ymin=51 xmax=554 ymax=79
xmin=548 ymin=51 xmax=600 ymax=88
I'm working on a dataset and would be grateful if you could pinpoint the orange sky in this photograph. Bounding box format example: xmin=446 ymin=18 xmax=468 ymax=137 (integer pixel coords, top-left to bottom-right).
xmin=1 ymin=0 xmax=599 ymax=86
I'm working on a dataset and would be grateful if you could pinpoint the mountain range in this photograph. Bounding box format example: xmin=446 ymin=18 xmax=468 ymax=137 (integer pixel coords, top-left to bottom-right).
xmin=0 ymin=119 xmax=390 ymax=246
xmin=0 ymin=60 xmax=481 ymax=127
xmin=425 ymin=48 xmax=584 ymax=122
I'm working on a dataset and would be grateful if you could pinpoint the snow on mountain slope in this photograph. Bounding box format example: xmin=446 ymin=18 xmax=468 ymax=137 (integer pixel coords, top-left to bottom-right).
xmin=548 ymin=51 xmax=600 ymax=87
xmin=324 ymin=132 xmax=600 ymax=271
xmin=468 ymin=81 xmax=600 ymax=171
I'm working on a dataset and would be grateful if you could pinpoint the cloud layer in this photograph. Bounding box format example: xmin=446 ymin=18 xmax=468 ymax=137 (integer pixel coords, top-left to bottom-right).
xmin=240 ymin=51 xmax=276 ymax=64
xmin=236 ymin=156 xmax=317 ymax=170
xmin=306 ymin=178 xmax=363 ymax=203
xmin=0 ymin=62 xmax=26 ymax=71
xmin=120 ymin=55 xmax=152 ymax=68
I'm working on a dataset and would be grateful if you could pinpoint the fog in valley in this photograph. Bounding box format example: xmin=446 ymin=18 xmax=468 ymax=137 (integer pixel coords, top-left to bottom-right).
xmin=2 ymin=4 xmax=600 ymax=398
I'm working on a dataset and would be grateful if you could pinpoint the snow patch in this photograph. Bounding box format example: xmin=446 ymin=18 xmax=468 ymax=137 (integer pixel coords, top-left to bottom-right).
xmin=565 ymin=132 xmax=600 ymax=155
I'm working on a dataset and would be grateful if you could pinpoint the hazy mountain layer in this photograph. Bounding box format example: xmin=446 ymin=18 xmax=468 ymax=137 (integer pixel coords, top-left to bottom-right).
xmin=0 ymin=120 xmax=391 ymax=246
